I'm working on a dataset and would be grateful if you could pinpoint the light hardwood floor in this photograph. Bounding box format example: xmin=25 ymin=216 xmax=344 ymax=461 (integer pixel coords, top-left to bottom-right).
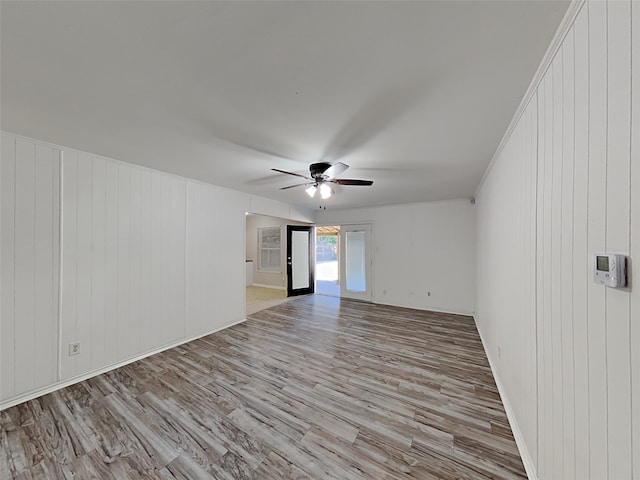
xmin=1 ymin=295 xmax=526 ymax=479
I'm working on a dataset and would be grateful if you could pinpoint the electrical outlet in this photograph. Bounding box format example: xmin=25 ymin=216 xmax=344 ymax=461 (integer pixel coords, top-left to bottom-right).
xmin=497 ymin=345 xmax=502 ymax=360
xmin=69 ymin=342 xmax=80 ymax=356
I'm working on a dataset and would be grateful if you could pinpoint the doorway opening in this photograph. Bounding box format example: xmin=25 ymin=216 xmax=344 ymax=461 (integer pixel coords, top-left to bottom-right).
xmin=245 ymin=213 xmax=289 ymax=315
xmin=315 ymin=226 xmax=340 ymax=297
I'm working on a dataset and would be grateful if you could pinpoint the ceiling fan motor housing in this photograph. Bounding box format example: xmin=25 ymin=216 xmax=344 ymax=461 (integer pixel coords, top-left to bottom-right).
xmin=310 ymin=162 xmax=332 ymax=179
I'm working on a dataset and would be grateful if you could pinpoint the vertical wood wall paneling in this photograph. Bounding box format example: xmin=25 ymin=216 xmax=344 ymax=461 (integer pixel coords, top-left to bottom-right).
xmin=139 ymin=169 xmax=153 ymax=354
xmin=525 ymin=96 xmax=539 ymax=470
xmin=186 ymin=183 xmax=210 ymax=337
xmin=2 ymin=131 xmax=263 ymax=407
xmin=160 ymin=175 xmax=171 ymax=345
xmin=550 ymin=49 xmax=565 ymax=478
xmin=2 ymin=138 xmax=60 ymax=399
xmin=117 ymin=164 xmax=131 ymax=360
xmin=14 ymin=140 xmax=37 ymax=394
xmin=171 ymin=177 xmax=186 ymax=342
xmin=129 ymin=167 xmax=142 ymax=358
xmin=160 ymin=175 xmax=172 ymax=345
xmin=60 ymin=156 xmax=192 ymax=380
xmin=631 ymin=1 xmax=640 ymax=476
xmin=104 ymin=160 xmax=119 ymax=368
xmin=543 ymin=66 xmax=554 ymax=479
xmin=1 ymin=134 xmax=16 ymax=401
xmin=605 ymin=0 xmax=633 ymax=478
xmin=150 ymin=172 xmax=163 ymax=349
xmin=512 ymin=97 xmax=539 ymax=472
xmin=215 ymin=188 xmax=245 ymax=325
xmin=572 ymin=7 xmax=591 ymax=477
xmin=34 ymin=146 xmax=53 ymax=388
xmin=159 ymin=175 xmax=186 ymax=345
xmin=76 ymin=153 xmax=93 ymax=375
xmin=90 ymin=156 xmax=106 ymax=371
xmin=186 ymin=181 xmax=248 ymax=338
xmin=474 ymin=98 xmax=538 ymax=476
xmin=586 ymin=1 xmax=609 ymax=477
xmin=477 ymin=2 xmax=637 ymax=479
xmin=48 ymin=147 xmax=61 ymax=388
xmin=537 ymin=64 xmax=556 ymax=480
xmin=61 ymin=149 xmax=78 ymax=380
xmin=560 ymin=30 xmax=576 ymax=480
xmin=185 ymin=183 xmax=199 ymax=336
xmin=534 ymin=72 xmax=546 ymax=480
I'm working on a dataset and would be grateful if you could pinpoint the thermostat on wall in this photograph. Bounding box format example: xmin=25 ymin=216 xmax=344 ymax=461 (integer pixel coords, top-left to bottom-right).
xmin=593 ymin=253 xmax=626 ymax=288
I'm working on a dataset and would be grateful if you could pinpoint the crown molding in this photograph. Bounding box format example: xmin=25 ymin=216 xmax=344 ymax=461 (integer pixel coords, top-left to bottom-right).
xmin=475 ymin=0 xmax=587 ymax=197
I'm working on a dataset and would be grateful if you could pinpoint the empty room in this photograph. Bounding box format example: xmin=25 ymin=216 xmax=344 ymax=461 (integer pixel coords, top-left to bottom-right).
xmin=1 ymin=1 xmax=638 ymax=479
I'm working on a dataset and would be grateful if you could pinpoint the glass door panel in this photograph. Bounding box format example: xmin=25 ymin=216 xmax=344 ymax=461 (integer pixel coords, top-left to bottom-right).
xmin=340 ymin=224 xmax=372 ymax=301
xmin=287 ymin=225 xmax=314 ymax=296
xmin=345 ymin=231 xmax=366 ymax=292
xmin=291 ymin=230 xmax=310 ymax=290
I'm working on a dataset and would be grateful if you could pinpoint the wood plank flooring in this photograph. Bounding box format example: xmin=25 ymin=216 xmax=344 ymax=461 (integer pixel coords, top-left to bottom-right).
xmin=1 ymin=295 xmax=526 ymax=479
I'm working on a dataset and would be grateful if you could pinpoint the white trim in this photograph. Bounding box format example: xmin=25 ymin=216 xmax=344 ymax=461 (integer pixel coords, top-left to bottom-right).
xmin=0 ymin=318 xmax=247 ymax=411
xmin=474 ymin=315 xmax=538 ymax=480
xmin=475 ymin=0 xmax=586 ymax=197
xmin=250 ymin=283 xmax=287 ymax=291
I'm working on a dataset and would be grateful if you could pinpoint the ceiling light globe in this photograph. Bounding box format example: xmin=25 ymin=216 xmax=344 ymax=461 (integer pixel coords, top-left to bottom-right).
xmin=319 ymin=183 xmax=333 ymax=200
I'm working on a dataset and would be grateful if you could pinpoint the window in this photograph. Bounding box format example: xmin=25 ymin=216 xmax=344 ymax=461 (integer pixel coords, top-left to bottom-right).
xmin=258 ymin=226 xmax=281 ymax=271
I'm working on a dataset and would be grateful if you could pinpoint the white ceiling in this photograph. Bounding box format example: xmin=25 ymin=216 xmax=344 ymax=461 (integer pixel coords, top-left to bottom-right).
xmin=1 ymin=1 xmax=569 ymax=210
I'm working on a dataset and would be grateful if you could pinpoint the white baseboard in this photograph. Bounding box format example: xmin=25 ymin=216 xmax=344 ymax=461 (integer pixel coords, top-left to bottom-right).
xmin=250 ymin=283 xmax=287 ymax=291
xmin=374 ymin=298 xmax=474 ymax=317
xmin=473 ymin=315 xmax=538 ymax=480
xmin=0 ymin=318 xmax=247 ymax=411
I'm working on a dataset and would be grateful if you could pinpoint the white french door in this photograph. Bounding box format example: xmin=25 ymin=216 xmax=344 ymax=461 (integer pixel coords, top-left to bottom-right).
xmin=339 ymin=224 xmax=372 ymax=301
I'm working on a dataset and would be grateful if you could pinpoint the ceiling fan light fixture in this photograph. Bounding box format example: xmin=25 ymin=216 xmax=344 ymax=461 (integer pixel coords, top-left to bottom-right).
xmin=305 ymin=185 xmax=317 ymax=198
xmin=319 ymin=183 xmax=333 ymax=199
xmin=272 ymin=162 xmax=372 ymax=198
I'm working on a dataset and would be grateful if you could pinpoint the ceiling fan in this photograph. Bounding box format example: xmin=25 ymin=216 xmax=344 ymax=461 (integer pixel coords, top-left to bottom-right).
xmin=272 ymin=162 xmax=373 ymax=200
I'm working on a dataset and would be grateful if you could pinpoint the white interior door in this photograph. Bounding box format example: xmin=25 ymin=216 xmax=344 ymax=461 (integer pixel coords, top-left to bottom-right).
xmin=340 ymin=224 xmax=372 ymax=301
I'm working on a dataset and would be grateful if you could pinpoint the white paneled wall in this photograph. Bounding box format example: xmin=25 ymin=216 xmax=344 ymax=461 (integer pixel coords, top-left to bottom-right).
xmin=186 ymin=181 xmax=248 ymax=338
xmin=475 ymin=96 xmax=538 ymax=472
xmin=1 ymin=131 xmax=312 ymax=408
xmin=315 ymin=199 xmax=476 ymax=315
xmin=61 ymin=152 xmax=187 ymax=380
xmin=632 ymin=3 xmax=640 ymax=477
xmin=476 ymin=1 xmax=639 ymax=479
xmin=1 ymin=134 xmax=60 ymax=401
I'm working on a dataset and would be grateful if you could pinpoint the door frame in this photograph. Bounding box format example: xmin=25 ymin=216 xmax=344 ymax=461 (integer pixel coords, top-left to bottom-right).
xmin=286 ymin=225 xmax=315 ymax=296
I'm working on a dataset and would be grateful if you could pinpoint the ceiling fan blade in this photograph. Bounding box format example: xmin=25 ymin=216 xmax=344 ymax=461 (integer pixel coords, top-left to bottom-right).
xmin=321 ymin=162 xmax=349 ymax=179
xmin=279 ymin=182 xmax=314 ymax=190
xmin=333 ymin=179 xmax=374 ymax=186
xmin=271 ymin=168 xmax=312 ymax=180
